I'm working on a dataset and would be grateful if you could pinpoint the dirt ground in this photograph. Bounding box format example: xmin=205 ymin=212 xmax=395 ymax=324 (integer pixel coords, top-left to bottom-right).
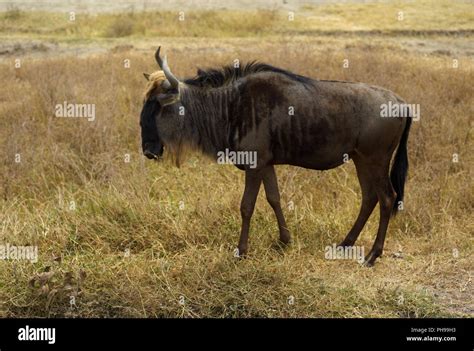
xmin=0 ymin=38 xmax=472 ymax=69
xmin=1 ymin=0 xmax=364 ymax=13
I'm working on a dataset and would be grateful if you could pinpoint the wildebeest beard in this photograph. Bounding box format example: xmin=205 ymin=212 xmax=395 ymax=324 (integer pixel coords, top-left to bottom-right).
xmin=140 ymin=98 xmax=164 ymax=159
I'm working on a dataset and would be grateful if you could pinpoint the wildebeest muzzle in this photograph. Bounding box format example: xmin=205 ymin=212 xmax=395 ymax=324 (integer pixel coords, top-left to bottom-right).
xmin=140 ymin=98 xmax=164 ymax=160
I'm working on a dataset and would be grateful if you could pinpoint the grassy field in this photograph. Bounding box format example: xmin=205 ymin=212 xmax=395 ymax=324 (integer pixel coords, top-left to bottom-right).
xmin=0 ymin=1 xmax=473 ymax=317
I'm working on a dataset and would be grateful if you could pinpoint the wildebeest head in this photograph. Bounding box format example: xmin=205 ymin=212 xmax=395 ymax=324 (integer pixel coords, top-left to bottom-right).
xmin=140 ymin=47 xmax=181 ymax=160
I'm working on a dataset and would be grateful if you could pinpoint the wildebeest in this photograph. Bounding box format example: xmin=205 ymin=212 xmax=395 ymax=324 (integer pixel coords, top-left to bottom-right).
xmin=140 ymin=47 xmax=412 ymax=266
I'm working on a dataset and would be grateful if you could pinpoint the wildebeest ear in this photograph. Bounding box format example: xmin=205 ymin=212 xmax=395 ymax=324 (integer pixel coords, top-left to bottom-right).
xmin=156 ymin=93 xmax=180 ymax=106
xmin=143 ymin=73 xmax=151 ymax=81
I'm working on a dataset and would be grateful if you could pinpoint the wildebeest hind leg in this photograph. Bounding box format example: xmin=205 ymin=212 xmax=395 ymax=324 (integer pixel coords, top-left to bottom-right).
xmin=338 ymin=158 xmax=378 ymax=248
xmin=262 ymin=166 xmax=290 ymax=245
xmin=363 ymin=163 xmax=396 ymax=267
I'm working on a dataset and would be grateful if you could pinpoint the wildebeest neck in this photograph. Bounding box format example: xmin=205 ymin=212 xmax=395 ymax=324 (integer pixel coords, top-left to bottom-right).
xmin=180 ymin=86 xmax=237 ymax=156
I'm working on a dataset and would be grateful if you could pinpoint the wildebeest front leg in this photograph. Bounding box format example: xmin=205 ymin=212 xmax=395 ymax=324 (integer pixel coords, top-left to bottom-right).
xmin=237 ymin=170 xmax=262 ymax=256
xmin=262 ymin=166 xmax=290 ymax=245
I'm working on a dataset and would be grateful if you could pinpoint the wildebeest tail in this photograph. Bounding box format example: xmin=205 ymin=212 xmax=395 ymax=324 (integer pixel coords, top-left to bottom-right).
xmin=390 ymin=114 xmax=412 ymax=216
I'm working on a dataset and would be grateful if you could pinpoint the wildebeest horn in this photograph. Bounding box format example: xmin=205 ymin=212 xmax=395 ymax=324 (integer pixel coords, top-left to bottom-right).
xmin=155 ymin=47 xmax=163 ymax=68
xmin=154 ymin=47 xmax=180 ymax=89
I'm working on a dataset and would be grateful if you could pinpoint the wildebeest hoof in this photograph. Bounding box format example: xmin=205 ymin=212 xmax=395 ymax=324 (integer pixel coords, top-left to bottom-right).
xmin=362 ymin=259 xmax=375 ymax=267
xmin=272 ymin=240 xmax=289 ymax=254
xmin=279 ymin=235 xmax=291 ymax=246
xmin=235 ymin=247 xmax=247 ymax=259
xmin=363 ymin=251 xmax=381 ymax=267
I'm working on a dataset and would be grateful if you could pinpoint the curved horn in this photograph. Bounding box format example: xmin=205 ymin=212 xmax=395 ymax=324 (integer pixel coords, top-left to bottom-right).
xmin=161 ymin=55 xmax=180 ymax=89
xmin=154 ymin=47 xmax=180 ymax=89
xmin=155 ymin=46 xmax=163 ymax=68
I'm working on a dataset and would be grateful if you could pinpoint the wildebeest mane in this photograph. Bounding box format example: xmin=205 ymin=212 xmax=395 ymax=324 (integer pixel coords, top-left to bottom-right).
xmin=184 ymin=61 xmax=314 ymax=88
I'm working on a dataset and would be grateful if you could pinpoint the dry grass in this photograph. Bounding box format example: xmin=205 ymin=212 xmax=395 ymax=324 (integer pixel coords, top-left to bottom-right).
xmin=0 ymin=37 xmax=472 ymax=317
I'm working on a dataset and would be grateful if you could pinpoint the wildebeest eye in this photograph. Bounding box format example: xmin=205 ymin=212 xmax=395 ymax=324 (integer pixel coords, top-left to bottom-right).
xmin=156 ymin=93 xmax=180 ymax=106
